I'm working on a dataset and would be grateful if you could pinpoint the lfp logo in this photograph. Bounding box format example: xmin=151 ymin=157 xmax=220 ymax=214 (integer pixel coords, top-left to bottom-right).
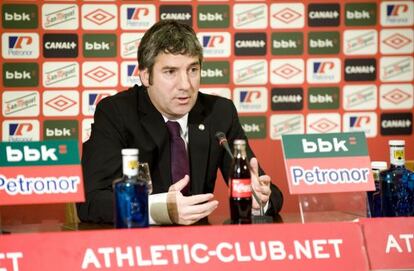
xmin=281 ymin=132 xmax=374 ymax=194
xmin=0 ymin=140 xmax=84 ymax=205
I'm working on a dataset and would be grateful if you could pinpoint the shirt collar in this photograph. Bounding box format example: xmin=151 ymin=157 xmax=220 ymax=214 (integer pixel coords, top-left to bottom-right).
xmin=162 ymin=114 xmax=188 ymax=136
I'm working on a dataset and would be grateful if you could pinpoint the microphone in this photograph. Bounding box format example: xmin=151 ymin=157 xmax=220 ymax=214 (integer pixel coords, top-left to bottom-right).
xmin=215 ymin=131 xmax=234 ymax=160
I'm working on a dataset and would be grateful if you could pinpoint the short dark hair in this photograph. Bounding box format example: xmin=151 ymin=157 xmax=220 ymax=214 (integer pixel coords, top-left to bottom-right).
xmin=138 ymin=20 xmax=203 ymax=80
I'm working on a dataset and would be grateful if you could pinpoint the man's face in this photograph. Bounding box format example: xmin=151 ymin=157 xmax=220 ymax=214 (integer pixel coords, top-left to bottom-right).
xmin=140 ymin=53 xmax=201 ymax=120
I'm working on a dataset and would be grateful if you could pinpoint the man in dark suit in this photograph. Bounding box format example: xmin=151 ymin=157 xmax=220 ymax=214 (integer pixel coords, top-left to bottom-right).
xmin=77 ymin=20 xmax=283 ymax=225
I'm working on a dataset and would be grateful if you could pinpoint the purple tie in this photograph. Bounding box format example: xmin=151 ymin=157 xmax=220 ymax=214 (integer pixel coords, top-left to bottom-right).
xmin=166 ymin=121 xmax=190 ymax=195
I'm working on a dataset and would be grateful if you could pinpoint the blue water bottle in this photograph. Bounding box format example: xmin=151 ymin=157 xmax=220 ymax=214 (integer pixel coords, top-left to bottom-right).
xmin=113 ymin=148 xmax=149 ymax=228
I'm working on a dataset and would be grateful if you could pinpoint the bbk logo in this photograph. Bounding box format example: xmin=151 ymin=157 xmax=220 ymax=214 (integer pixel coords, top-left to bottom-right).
xmin=83 ymin=34 xmax=117 ymax=58
xmin=120 ymin=33 xmax=144 ymax=59
xmin=197 ymin=5 xmax=229 ymax=28
xmin=271 ymin=32 xmax=303 ymax=55
xmin=308 ymin=31 xmax=340 ymax=55
xmin=381 ymin=2 xmax=414 ymax=26
xmin=302 ymin=137 xmax=348 ymax=153
xmin=2 ymin=33 xmax=39 ymax=59
xmin=2 ymin=120 xmax=40 ymax=142
xmin=2 ymin=4 xmax=38 ymax=29
xmin=42 ymin=4 xmax=78 ymax=30
xmin=199 ymin=88 xmax=231 ymax=99
xmin=343 ymin=112 xmax=377 ymax=138
xmin=381 ymin=112 xmax=412 ymax=135
xmin=43 ymin=91 xmax=79 ymax=117
xmin=380 ymin=57 xmax=414 ymax=82
xmin=308 ymin=4 xmax=340 ymax=27
xmin=82 ymin=61 xmax=118 ymax=87
xmin=270 ymin=3 xmax=305 ymax=29
xmin=381 ymin=29 xmax=414 ymax=55
xmin=306 ymin=113 xmax=341 ymax=134
xmin=43 ymin=34 xmax=78 ymax=58
xmin=240 ymin=116 xmax=266 ymax=139
xmin=201 ymin=61 xmax=229 ymax=84
xmin=234 ymin=32 xmax=266 ymax=56
xmin=197 ymin=32 xmax=231 ymax=58
xmin=6 ymin=145 xmax=58 ymax=162
xmin=345 ymin=3 xmax=377 ymax=26
xmin=308 ymin=87 xmax=339 ymax=110
xmin=344 ymin=30 xmax=377 ymax=55
xmin=159 ymin=5 xmax=192 ymax=26
xmin=233 ymin=59 xmax=267 ymax=85
xmin=344 ymin=59 xmax=376 ymax=81
xmin=82 ymin=90 xmax=116 ymax=116
xmin=271 ymin=59 xmax=304 ymax=84
xmin=343 ymin=85 xmax=377 ymax=110
xmin=233 ymin=87 xmax=267 ymax=113
xmin=121 ymin=62 xmax=141 ymax=87
xmin=270 ymin=114 xmax=304 ymax=140
xmin=380 ymin=84 xmax=413 ymax=110
xmin=3 ymin=62 xmax=38 ymax=87
xmin=306 ymin=58 xmax=340 ymax=84
xmin=44 ymin=120 xmax=78 ymax=140
xmin=82 ymin=5 xmax=117 ymax=30
xmin=271 ymin=88 xmax=303 ymax=111
xmin=233 ymin=4 xmax=268 ymax=29
xmin=2 ymin=91 xmax=40 ymax=117
xmin=43 ymin=62 xmax=79 ymax=88
xmin=121 ymin=5 xmax=156 ymax=30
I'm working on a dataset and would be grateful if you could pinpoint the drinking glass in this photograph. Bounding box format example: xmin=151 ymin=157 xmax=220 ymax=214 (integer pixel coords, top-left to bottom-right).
xmin=138 ymin=162 xmax=153 ymax=194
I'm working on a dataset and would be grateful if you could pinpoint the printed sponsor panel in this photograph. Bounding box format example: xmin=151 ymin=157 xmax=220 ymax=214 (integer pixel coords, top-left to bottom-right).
xmin=306 ymin=113 xmax=341 ymax=134
xmin=239 ymin=116 xmax=266 ymax=139
xmin=379 ymin=84 xmax=414 ymax=110
xmin=43 ymin=119 xmax=78 ymax=140
xmin=380 ymin=112 xmax=413 ymax=135
xmin=308 ymin=3 xmax=340 ymax=27
xmin=270 ymin=114 xmax=305 ymax=140
xmin=306 ymin=58 xmax=341 ymax=84
xmin=380 ymin=1 xmax=414 ymax=27
xmin=380 ymin=56 xmax=414 ymax=82
xmin=234 ymin=32 xmax=266 ymax=56
xmin=83 ymin=34 xmax=117 ymax=58
xmin=159 ymin=5 xmax=193 ymax=26
xmin=2 ymin=91 xmax=40 ymax=117
xmin=120 ymin=32 xmax=144 ymax=59
xmin=82 ymin=90 xmax=117 ymax=116
xmin=82 ymin=61 xmax=118 ymax=87
xmin=43 ymin=62 xmax=79 ymax=88
xmin=197 ymin=5 xmax=230 ymax=29
xmin=43 ymin=33 xmax=78 ymax=58
xmin=271 ymin=88 xmax=303 ymax=111
xmin=43 ymin=90 xmax=79 ymax=117
xmin=270 ymin=59 xmax=304 ymax=85
xmin=271 ymin=32 xmax=303 ymax=55
xmin=344 ymin=58 xmax=376 ymax=82
xmin=3 ymin=62 xmax=39 ymax=87
xmin=233 ymin=4 xmax=268 ymax=29
xmin=201 ymin=61 xmax=230 ymax=84
xmin=343 ymin=112 xmax=378 ymax=138
xmin=199 ymin=88 xmax=231 ymax=99
xmin=120 ymin=4 xmax=156 ymax=30
xmin=120 ymin=61 xmax=141 ymax=88
xmin=233 ymin=59 xmax=267 ymax=85
xmin=308 ymin=31 xmax=340 ymax=55
xmin=308 ymin=87 xmax=339 ymax=110
xmin=270 ymin=3 xmax=305 ymax=29
xmin=342 ymin=84 xmax=377 ymax=111
xmin=233 ymin=87 xmax=267 ymax=113
xmin=81 ymin=4 xmax=117 ymax=30
xmin=380 ymin=29 xmax=414 ymax=55
xmin=197 ymin=32 xmax=231 ymax=58
xmin=2 ymin=120 xmax=40 ymax=142
xmin=2 ymin=32 xmax=39 ymax=59
xmin=345 ymin=3 xmax=377 ymax=26
xmin=343 ymin=30 xmax=377 ymax=55
xmin=42 ymin=4 xmax=79 ymax=30
xmin=2 ymin=4 xmax=38 ymax=29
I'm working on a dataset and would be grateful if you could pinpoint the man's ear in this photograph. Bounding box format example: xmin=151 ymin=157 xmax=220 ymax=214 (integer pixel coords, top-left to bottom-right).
xmin=139 ymin=68 xmax=150 ymax=87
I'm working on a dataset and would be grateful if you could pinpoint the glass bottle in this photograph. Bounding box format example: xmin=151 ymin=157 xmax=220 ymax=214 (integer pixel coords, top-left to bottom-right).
xmin=229 ymin=139 xmax=252 ymax=224
xmin=113 ymin=148 xmax=149 ymax=228
xmin=367 ymin=161 xmax=387 ymax=217
xmin=380 ymin=140 xmax=414 ymax=217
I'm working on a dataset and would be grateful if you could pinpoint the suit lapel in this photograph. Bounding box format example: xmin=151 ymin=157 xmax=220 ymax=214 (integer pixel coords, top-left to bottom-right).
xmin=137 ymin=88 xmax=171 ymax=192
xmin=188 ymin=98 xmax=210 ymax=195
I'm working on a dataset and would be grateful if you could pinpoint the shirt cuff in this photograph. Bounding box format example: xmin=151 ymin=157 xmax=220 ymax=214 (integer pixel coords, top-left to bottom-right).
xmin=149 ymin=193 xmax=173 ymax=225
xmin=252 ymin=201 xmax=270 ymax=216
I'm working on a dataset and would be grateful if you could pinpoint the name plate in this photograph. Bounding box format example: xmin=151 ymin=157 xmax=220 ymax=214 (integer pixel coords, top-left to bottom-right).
xmin=0 ymin=140 xmax=84 ymax=205
xmin=359 ymin=217 xmax=414 ymax=270
xmin=0 ymin=222 xmax=369 ymax=270
xmin=281 ymin=132 xmax=375 ymax=194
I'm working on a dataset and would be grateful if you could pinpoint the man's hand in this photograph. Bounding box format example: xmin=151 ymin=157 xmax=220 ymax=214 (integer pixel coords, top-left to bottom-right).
xmin=167 ymin=175 xmax=219 ymax=225
xmin=249 ymin=157 xmax=271 ymax=211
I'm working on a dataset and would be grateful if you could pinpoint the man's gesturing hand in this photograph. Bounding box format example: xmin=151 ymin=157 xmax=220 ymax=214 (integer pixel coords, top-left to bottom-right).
xmin=249 ymin=157 xmax=271 ymax=211
xmin=167 ymin=175 xmax=219 ymax=225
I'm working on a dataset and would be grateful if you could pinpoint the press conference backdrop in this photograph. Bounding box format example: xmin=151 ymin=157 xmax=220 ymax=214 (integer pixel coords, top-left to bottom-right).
xmin=1 ymin=1 xmax=413 ymax=218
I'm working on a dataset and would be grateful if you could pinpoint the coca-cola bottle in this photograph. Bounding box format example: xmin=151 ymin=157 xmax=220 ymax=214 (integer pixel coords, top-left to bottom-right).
xmin=229 ymin=139 xmax=252 ymax=224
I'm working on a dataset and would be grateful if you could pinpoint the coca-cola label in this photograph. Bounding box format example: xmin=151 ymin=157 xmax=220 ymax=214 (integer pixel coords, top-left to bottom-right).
xmin=231 ymin=178 xmax=252 ymax=198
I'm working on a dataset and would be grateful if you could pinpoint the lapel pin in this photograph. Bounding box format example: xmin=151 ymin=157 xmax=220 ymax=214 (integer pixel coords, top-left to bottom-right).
xmin=198 ymin=124 xmax=205 ymax=131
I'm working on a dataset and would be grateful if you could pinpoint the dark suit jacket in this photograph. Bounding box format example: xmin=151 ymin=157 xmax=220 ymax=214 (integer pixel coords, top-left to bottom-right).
xmin=77 ymin=85 xmax=283 ymax=223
